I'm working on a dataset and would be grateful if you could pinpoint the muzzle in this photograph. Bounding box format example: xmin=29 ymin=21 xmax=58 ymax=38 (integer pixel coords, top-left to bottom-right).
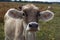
xmin=26 ymin=22 xmax=40 ymax=32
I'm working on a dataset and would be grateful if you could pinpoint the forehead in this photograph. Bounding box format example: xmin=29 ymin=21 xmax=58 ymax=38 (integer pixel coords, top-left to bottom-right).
xmin=22 ymin=4 xmax=39 ymax=15
xmin=22 ymin=4 xmax=39 ymax=11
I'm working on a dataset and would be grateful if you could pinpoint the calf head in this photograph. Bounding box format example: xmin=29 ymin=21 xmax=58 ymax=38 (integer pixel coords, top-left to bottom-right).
xmin=21 ymin=4 xmax=54 ymax=32
xmin=8 ymin=4 xmax=54 ymax=32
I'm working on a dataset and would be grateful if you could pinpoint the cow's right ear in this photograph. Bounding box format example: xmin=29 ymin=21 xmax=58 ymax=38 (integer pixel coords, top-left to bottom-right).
xmin=7 ymin=8 xmax=24 ymax=19
xmin=39 ymin=10 xmax=54 ymax=22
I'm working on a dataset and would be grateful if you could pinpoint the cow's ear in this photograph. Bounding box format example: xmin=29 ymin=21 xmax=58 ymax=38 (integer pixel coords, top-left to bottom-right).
xmin=8 ymin=8 xmax=23 ymax=19
xmin=40 ymin=10 xmax=54 ymax=22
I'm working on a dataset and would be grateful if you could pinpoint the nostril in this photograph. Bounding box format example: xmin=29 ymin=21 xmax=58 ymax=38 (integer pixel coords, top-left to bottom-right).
xmin=29 ymin=24 xmax=32 ymax=27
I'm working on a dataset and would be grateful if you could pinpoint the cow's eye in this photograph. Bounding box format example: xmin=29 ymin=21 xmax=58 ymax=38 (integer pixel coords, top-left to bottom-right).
xmin=23 ymin=13 xmax=25 ymax=16
xmin=23 ymin=13 xmax=28 ymax=16
xmin=37 ymin=12 xmax=40 ymax=16
xmin=23 ymin=10 xmax=28 ymax=16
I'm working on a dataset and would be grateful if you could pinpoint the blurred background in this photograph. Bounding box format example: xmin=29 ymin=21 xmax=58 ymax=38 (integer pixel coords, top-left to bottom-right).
xmin=0 ymin=1 xmax=60 ymax=40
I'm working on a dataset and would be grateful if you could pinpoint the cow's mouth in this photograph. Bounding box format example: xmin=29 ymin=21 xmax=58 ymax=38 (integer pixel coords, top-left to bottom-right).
xmin=27 ymin=28 xmax=38 ymax=32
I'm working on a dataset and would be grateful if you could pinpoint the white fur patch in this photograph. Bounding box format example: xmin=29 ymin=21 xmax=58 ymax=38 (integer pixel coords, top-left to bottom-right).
xmin=22 ymin=4 xmax=39 ymax=10
xmin=38 ymin=27 xmax=40 ymax=30
xmin=26 ymin=24 xmax=30 ymax=31
xmin=29 ymin=22 xmax=38 ymax=24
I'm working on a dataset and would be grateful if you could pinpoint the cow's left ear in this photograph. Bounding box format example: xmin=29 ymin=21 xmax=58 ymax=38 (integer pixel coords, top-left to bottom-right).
xmin=40 ymin=10 xmax=54 ymax=22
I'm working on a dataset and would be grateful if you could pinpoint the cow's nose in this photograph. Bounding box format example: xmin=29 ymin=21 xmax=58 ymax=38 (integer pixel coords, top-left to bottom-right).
xmin=29 ymin=23 xmax=38 ymax=28
xmin=26 ymin=22 xmax=39 ymax=31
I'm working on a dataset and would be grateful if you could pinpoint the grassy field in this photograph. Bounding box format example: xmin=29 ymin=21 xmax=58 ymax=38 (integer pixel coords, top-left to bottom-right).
xmin=0 ymin=2 xmax=60 ymax=40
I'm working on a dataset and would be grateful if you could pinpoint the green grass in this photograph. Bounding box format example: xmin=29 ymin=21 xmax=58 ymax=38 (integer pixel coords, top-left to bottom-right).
xmin=0 ymin=2 xmax=60 ymax=40
xmin=0 ymin=23 xmax=4 ymax=40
